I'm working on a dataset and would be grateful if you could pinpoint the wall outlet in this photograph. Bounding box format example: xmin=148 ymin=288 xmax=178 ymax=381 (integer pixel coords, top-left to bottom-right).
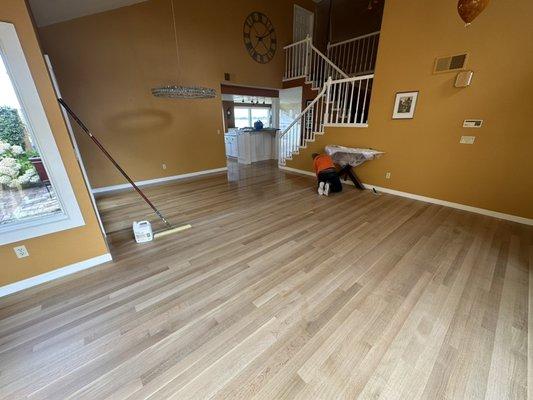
xmin=460 ymin=135 xmax=476 ymax=144
xmin=162 ymin=163 xmax=167 ymax=170
xmin=14 ymin=245 xmax=29 ymax=258
xmin=385 ymin=172 xmax=391 ymax=179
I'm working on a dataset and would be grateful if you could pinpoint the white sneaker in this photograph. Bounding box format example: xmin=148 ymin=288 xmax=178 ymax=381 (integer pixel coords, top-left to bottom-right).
xmin=318 ymin=182 xmax=325 ymax=195
xmin=324 ymin=182 xmax=330 ymax=196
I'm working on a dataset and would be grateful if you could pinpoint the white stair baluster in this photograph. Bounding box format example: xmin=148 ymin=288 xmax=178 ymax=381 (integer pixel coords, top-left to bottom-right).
xmin=347 ymin=81 xmax=355 ymax=124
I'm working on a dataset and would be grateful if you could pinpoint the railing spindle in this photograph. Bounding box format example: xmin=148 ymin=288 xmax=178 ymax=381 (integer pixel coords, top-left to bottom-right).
xmin=347 ymin=82 xmax=355 ymax=124
xmin=354 ymin=80 xmax=362 ymax=124
xmin=342 ymin=82 xmax=349 ymax=122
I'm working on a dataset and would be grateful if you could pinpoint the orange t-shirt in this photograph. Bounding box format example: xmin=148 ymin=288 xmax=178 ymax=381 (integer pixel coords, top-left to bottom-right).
xmin=313 ymin=154 xmax=335 ymax=175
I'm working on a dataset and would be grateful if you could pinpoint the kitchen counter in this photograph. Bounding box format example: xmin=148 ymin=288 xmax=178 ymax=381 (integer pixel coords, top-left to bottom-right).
xmin=239 ymin=128 xmax=278 ymax=135
xmin=225 ymin=128 xmax=279 ymax=164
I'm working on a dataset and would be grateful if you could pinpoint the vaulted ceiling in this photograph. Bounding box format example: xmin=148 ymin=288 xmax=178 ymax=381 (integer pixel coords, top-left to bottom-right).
xmin=28 ymin=0 xmax=148 ymax=27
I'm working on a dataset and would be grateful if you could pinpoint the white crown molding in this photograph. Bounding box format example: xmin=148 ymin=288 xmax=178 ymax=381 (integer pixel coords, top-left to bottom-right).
xmin=279 ymin=166 xmax=533 ymax=226
xmin=0 ymin=253 xmax=112 ymax=298
xmin=28 ymin=0 xmax=148 ymax=27
xmin=92 ymin=167 xmax=228 ymax=195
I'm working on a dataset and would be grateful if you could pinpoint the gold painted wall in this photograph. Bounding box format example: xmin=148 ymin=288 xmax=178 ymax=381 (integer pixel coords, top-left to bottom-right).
xmin=0 ymin=1 xmax=108 ymax=287
xmin=288 ymin=0 xmax=533 ymax=219
xmin=38 ymin=0 xmax=314 ymax=189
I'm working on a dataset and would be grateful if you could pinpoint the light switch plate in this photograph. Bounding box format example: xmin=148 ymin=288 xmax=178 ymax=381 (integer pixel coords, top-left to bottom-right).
xmin=13 ymin=245 xmax=29 ymax=258
xmin=460 ymin=135 xmax=476 ymax=144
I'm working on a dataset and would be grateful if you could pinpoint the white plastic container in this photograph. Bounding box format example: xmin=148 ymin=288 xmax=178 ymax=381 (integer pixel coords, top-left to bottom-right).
xmin=133 ymin=221 xmax=153 ymax=243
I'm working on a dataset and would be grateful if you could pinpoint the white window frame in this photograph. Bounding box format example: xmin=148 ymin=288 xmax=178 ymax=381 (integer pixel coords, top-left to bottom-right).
xmin=0 ymin=22 xmax=84 ymax=245
xmin=234 ymin=106 xmax=271 ymax=128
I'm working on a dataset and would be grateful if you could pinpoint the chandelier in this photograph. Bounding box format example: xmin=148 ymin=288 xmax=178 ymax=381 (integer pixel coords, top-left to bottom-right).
xmin=151 ymin=86 xmax=216 ymax=99
xmin=151 ymin=0 xmax=216 ymax=99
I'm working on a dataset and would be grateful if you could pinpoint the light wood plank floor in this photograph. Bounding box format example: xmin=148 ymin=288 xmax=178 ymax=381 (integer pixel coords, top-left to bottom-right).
xmin=1 ymin=160 xmax=531 ymax=399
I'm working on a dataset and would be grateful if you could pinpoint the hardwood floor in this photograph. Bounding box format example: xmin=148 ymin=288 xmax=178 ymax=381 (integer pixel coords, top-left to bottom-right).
xmin=0 ymin=160 xmax=531 ymax=399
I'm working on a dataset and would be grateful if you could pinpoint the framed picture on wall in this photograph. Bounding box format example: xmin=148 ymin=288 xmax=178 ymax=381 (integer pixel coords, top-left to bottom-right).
xmin=392 ymin=91 xmax=419 ymax=119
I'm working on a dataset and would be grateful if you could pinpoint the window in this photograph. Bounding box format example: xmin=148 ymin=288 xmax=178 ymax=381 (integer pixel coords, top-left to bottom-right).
xmin=0 ymin=22 xmax=84 ymax=245
xmin=234 ymin=107 xmax=250 ymax=129
xmin=251 ymin=108 xmax=270 ymax=128
xmin=234 ymin=106 xmax=271 ymax=128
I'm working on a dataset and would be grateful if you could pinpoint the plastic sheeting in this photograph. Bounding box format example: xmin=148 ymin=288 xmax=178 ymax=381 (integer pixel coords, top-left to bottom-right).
xmin=325 ymin=145 xmax=384 ymax=167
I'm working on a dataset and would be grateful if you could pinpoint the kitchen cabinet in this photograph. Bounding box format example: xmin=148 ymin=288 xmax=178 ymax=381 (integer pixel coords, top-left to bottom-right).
xmin=224 ymin=133 xmax=238 ymax=158
xmin=237 ymin=129 xmax=278 ymax=164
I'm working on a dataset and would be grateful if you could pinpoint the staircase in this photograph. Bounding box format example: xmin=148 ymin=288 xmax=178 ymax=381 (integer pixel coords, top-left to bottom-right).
xmin=278 ymin=33 xmax=379 ymax=166
xmin=327 ymin=31 xmax=380 ymax=77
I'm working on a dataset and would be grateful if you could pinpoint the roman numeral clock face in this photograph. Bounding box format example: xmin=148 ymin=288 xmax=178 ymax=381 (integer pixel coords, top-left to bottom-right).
xmin=243 ymin=12 xmax=276 ymax=64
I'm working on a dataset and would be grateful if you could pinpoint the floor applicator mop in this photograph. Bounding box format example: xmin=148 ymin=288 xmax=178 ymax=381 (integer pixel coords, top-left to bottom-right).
xmin=58 ymin=98 xmax=191 ymax=240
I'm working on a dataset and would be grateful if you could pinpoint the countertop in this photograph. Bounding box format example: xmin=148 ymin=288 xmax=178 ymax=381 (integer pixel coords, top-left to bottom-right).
xmin=226 ymin=128 xmax=279 ymax=135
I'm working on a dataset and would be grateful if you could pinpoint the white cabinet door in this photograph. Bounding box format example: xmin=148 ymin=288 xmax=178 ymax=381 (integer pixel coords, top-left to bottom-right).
xmin=225 ymin=135 xmax=238 ymax=158
xmin=263 ymin=134 xmax=272 ymax=160
xmin=251 ymin=134 xmax=259 ymax=161
xmin=230 ymin=136 xmax=238 ymax=157
xmin=224 ymin=136 xmax=231 ymax=157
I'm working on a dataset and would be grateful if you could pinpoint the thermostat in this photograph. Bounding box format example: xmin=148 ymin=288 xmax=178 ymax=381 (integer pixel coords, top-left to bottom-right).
xmin=463 ymin=119 xmax=483 ymax=128
xmin=455 ymin=70 xmax=474 ymax=87
xmin=460 ymin=135 xmax=476 ymax=144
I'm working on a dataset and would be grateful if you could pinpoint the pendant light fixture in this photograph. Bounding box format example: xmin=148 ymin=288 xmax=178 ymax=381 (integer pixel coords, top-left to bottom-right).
xmin=151 ymin=0 xmax=216 ymax=99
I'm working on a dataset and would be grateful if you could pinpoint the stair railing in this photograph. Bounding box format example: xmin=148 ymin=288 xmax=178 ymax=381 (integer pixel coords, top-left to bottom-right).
xmin=283 ymin=36 xmax=348 ymax=90
xmin=278 ymin=74 xmax=374 ymax=166
xmin=323 ymin=74 xmax=374 ymax=127
xmin=278 ymin=84 xmax=328 ymax=165
xmin=327 ymin=31 xmax=380 ymax=76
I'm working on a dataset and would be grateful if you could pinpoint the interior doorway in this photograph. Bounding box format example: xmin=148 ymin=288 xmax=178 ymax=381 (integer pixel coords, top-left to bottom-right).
xmin=279 ymin=87 xmax=302 ymax=131
xmin=219 ymin=84 xmax=280 ymax=166
xmin=279 ymin=86 xmax=303 ymax=148
xmin=293 ymin=5 xmax=314 ymax=42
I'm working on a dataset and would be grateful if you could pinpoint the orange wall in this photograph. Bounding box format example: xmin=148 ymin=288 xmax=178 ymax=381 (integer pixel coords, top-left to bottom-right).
xmin=288 ymin=0 xmax=533 ymax=220
xmin=0 ymin=1 xmax=108 ymax=287
xmin=38 ymin=0 xmax=314 ymax=189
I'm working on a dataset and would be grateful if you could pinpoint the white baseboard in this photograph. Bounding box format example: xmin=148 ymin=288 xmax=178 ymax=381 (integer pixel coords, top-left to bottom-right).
xmin=92 ymin=167 xmax=228 ymax=195
xmin=279 ymin=166 xmax=533 ymax=226
xmin=0 ymin=253 xmax=112 ymax=298
xmin=279 ymin=166 xmax=315 ymax=177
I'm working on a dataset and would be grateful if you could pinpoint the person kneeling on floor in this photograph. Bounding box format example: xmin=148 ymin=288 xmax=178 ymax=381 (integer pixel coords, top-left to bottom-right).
xmin=312 ymin=152 xmax=342 ymax=196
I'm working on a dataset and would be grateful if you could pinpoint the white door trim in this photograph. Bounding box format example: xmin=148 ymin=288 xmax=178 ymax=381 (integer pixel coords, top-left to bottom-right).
xmin=293 ymin=4 xmax=314 ymax=42
xmin=44 ymin=55 xmax=106 ymax=237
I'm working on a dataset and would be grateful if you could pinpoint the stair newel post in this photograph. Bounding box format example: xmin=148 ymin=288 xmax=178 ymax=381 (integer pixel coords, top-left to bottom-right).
xmin=304 ymin=35 xmax=310 ymax=79
xmin=324 ymin=77 xmax=332 ymax=125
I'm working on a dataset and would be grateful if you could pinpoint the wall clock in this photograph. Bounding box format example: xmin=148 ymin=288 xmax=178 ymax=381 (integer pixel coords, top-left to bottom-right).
xmin=243 ymin=12 xmax=276 ymax=64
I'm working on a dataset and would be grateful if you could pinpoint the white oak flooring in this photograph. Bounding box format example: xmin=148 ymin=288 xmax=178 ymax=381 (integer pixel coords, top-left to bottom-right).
xmin=0 ymin=160 xmax=531 ymax=399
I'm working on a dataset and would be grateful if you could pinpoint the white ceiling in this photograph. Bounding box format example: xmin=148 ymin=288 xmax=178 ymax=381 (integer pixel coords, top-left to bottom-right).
xmin=28 ymin=0 xmax=148 ymax=27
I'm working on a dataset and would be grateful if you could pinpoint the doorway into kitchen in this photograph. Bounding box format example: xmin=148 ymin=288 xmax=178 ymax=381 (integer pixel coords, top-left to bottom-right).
xmin=220 ymin=84 xmax=280 ymax=171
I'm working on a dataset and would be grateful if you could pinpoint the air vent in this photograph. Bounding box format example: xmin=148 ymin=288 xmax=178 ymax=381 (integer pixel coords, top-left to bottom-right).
xmin=433 ymin=53 xmax=468 ymax=73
